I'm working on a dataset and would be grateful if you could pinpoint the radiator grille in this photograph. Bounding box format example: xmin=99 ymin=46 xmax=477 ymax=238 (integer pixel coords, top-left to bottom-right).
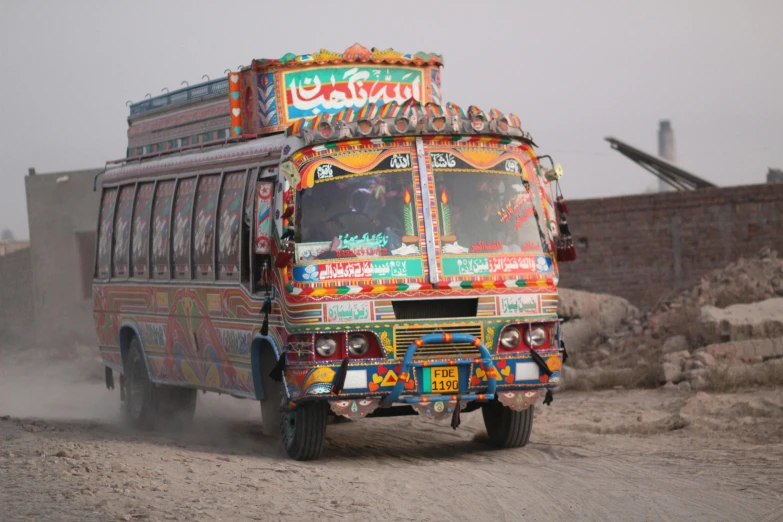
xmin=391 ymin=298 xmax=478 ymax=320
xmin=394 ymin=324 xmax=483 ymax=360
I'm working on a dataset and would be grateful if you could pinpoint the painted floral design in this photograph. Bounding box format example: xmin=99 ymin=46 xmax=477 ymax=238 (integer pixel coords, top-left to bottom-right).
xmin=132 ymin=215 xmax=148 ymax=262
xmin=173 ymin=213 xmax=191 ymax=258
xmin=113 ymin=217 xmax=129 ymax=262
xmin=219 ymin=208 xmax=238 ymax=257
xmin=194 ymin=210 xmax=213 ymax=257
xmin=152 ymin=215 xmax=168 ymax=259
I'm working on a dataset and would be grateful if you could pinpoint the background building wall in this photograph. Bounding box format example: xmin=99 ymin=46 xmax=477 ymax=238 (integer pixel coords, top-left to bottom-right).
xmin=558 ymin=182 xmax=783 ymax=307
xmin=24 ymin=168 xmax=102 ymax=345
xmin=0 ymin=247 xmax=34 ymax=344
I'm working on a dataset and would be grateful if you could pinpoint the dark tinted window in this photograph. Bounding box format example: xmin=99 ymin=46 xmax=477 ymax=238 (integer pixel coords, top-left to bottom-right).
xmin=171 ymin=177 xmax=197 ymax=279
xmin=96 ymin=188 xmax=117 ymax=279
xmin=192 ymin=175 xmax=221 ymax=280
xmin=151 ymin=180 xmax=176 ymax=279
xmin=112 ymin=185 xmax=135 ymax=278
xmin=131 ymin=183 xmax=154 ymax=278
xmin=217 ymin=171 xmax=246 ymax=280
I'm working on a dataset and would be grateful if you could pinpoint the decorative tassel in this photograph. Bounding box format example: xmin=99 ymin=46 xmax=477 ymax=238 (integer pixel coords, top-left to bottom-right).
xmin=556 ymin=236 xmax=577 ymax=262
xmin=269 ymin=352 xmax=286 ymax=382
xmin=450 ymin=400 xmax=462 ymax=430
xmin=529 ymin=347 xmax=553 ymax=377
xmin=558 ymin=219 xmax=571 ymax=237
xmin=331 ymin=358 xmax=349 ymax=395
xmin=260 ymin=297 xmax=271 ymax=337
xmin=274 ymin=251 xmax=293 ymax=268
xmin=561 ymin=340 xmax=569 ymax=365
xmin=280 ymin=226 xmax=295 ymax=242
xmin=543 ymin=389 xmax=554 ymax=406
xmin=556 ymin=217 xmax=577 ymax=263
xmin=556 ymin=196 xmax=569 ymax=215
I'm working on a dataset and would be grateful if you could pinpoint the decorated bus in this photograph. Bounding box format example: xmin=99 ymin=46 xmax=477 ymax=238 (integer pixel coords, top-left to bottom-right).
xmin=94 ymin=44 xmax=574 ymax=460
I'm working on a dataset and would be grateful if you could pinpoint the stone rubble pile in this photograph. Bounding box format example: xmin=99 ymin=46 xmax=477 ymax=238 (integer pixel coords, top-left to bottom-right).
xmin=562 ymin=247 xmax=783 ymax=390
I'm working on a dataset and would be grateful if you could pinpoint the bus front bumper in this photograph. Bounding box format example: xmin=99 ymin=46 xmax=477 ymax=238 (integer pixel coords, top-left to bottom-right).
xmin=282 ymin=348 xmax=563 ymax=419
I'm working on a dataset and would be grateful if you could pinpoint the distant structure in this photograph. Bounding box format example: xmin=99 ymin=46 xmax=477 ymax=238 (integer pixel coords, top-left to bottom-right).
xmin=657 ymin=120 xmax=677 ymax=192
xmin=24 ymin=168 xmax=102 ymax=345
xmin=769 ymin=168 xmax=783 ymax=184
xmin=0 ymin=239 xmax=29 ymax=256
xmin=605 ymin=137 xmax=715 ymax=191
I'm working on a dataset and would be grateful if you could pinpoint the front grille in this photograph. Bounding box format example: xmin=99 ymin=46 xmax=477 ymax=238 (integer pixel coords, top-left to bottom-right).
xmin=391 ymin=298 xmax=478 ymax=320
xmin=394 ymin=324 xmax=483 ymax=360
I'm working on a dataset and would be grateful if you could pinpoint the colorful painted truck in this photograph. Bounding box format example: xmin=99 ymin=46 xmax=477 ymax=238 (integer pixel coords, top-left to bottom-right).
xmin=94 ymin=44 xmax=574 ymax=460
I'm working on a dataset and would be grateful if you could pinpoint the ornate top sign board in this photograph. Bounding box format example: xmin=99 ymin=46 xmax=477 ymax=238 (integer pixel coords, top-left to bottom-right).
xmin=239 ymin=43 xmax=443 ymax=136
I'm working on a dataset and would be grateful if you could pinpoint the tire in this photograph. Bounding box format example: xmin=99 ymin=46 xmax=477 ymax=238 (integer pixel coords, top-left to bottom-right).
xmin=124 ymin=337 xmax=197 ymax=430
xmin=123 ymin=337 xmax=160 ymax=430
xmin=481 ymin=400 xmax=534 ymax=448
xmin=281 ymin=400 xmax=328 ymax=461
xmin=259 ymin=349 xmax=284 ymax=437
xmin=158 ymin=386 xmax=198 ymax=426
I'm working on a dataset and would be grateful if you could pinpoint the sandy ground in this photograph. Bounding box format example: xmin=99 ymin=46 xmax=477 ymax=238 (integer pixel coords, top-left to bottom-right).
xmin=1 ymin=349 xmax=782 ymax=522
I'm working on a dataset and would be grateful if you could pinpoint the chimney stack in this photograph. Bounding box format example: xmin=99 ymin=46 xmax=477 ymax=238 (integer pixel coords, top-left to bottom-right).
xmin=658 ymin=120 xmax=676 ymax=192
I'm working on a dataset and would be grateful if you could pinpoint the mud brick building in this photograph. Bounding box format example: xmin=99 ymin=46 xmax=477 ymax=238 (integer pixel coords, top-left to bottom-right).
xmin=23 ymin=168 xmax=102 ymax=345
xmin=558 ymin=182 xmax=783 ymax=308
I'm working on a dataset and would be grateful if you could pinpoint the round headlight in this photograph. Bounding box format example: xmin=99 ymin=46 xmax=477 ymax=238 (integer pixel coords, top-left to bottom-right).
xmin=526 ymin=326 xmax=547 ymax=347
xmin=315 ymin=336 xmax=337 ymax=357
xmin=347 ymin=334 xmax=369 ymax=356
xmin=500 ymin=327 xmax=521 ymax=349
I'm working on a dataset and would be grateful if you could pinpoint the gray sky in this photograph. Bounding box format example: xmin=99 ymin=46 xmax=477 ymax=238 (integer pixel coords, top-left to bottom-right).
xmin=1 ymin=0 xmax=781 ymax=239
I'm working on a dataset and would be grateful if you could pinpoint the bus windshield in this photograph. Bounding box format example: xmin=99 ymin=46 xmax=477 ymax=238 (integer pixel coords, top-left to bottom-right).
xmin=432 ymin=153 xmax=547 ymax=255
xmin=297 ymin=167 xmax=420 ymax=262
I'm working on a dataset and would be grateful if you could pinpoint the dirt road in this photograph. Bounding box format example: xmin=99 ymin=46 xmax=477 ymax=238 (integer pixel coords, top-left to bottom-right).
xmin=1 ymin=351 xmax=782 ymax=521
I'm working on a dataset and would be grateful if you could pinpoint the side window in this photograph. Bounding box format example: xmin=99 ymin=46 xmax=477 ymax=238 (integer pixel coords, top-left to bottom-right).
xmin=96 ymin=188 xmax=118 ymax=279
xmin=112 ymin=185 xmax=135 ymax=278
xmin=192 ymin=174 xmax=221 ymax=280
xmin=171 ymin=177 xmax=197 ymax=279
xmin=217 ymin=171 xmax=246 ymax=280
xmin=131 ymin=183 xmax=155 ymax=278
xmin=151 ymin=180 xmax=176 ymax=279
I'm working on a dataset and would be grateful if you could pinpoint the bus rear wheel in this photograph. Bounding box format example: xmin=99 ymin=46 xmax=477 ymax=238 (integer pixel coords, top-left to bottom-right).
xmin=124 ymin=337 xmax=196 ymax=430
xmin=481 ymin=400 xmax=534 ymax=448
xmin=281 ymin=400 xmax=328 ymax=461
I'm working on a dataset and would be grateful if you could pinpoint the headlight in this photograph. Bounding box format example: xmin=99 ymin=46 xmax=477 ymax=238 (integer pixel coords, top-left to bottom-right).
xmin=347 ymin=334 xmax=369 ymax=356
xmin=500 ymin=328 xmax=521 ymax=349
xmin=315 ymin=336 xmax=338 ymax=357
xmin=526 ymin=326 xmax=547 ymax=347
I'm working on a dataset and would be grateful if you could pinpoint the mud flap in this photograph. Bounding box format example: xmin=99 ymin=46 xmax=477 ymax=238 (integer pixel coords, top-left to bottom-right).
xmin=331 ymin=358 xmax=349 ymax=395
xmin=105 ymin=367 xmax=114 ymax=390
xmin=529 ymin=347 xmax=553 ymax=377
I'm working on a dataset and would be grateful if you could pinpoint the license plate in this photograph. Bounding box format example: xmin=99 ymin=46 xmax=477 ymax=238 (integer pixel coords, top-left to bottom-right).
xmin=427 ymin=366 xmax=459 ymax=393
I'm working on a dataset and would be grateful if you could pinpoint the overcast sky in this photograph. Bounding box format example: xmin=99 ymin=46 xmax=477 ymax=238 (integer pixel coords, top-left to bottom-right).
xmin=1 ymin=0 xmax=781 ymax=239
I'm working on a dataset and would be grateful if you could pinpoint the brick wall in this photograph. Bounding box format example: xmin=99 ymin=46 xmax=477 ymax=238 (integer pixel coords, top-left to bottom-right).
xmin=557 ymin=183 xmax=783 ymax=308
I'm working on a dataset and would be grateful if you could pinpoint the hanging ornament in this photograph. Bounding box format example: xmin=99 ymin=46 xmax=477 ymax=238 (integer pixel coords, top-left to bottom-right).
xmin=554 ymin=181 xmax=576 ymax=263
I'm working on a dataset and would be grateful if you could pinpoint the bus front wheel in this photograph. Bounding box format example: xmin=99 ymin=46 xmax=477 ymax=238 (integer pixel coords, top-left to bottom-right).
xmin=481 ymin=400 xmax=534 ymax=448
xmin=281 ymin=400 xmax=328 ymax=461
